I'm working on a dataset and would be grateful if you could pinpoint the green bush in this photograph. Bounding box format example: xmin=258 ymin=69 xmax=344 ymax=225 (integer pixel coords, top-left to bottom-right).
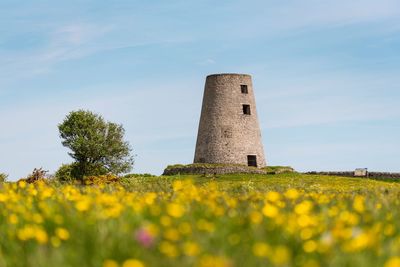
xmin=55 ymin=164 xmax=76 ymax=182
xmin=262 ymin=166 xmax=295 ymax=174
xmin=55 ymin=163 xmax=108 ymax=182
xmin=0 ymin=173 xmax=8 ymax=182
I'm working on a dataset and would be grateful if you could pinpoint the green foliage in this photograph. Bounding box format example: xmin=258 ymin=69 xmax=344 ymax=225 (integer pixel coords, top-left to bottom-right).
xmin=0 ymin=173 xmax=8 ymax=182
xmin=58 ymin=110 xmax=134 ymax=179
xmin=262 ymin=166 xmax=295 ymax=174
xmin=55 ymin=163 xmax=77 ymax=182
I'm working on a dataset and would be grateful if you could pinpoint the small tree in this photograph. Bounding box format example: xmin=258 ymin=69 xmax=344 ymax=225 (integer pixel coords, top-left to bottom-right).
xmin=58 ymin=110 xmax=134 ymax=179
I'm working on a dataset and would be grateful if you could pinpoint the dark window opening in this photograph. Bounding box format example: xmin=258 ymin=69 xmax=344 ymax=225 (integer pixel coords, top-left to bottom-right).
xmin=243 ymin=104 xmax=251 ymax=115
xmin=247 ymin=155 xmax=257 ymax=167
xmin=241 ymin=85 xmax=248 ymax=94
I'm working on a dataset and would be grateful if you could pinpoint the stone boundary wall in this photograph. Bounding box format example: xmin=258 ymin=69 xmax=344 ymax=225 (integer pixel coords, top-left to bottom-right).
xmin=304 ymin=171 xmax=400 ymax=180
xmin=163 ymin=166 xmax=267 ymax=176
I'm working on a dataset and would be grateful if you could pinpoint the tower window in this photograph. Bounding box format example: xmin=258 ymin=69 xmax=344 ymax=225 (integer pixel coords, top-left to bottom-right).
xmin=247 ymin=155 xmax=257 ymax=167
xmin=243 ymin=104 xmax=251 ymax=115
xmin=241 ymin=85 xmax=248 ymax=94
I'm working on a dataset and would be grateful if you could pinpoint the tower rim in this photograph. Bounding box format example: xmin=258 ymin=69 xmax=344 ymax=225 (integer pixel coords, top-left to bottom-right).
xmin=206 ymin=73 xmax=252 ymax=78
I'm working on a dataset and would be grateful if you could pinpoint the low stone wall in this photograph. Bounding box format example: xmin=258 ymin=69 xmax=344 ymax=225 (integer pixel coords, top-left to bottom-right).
xmin=368 ymin=172 xmax=400 ymax=180
xmin=304 ymin=171 xmax=400 ymax=180
xmin=163 ymin=165 xmax=267 ymax=176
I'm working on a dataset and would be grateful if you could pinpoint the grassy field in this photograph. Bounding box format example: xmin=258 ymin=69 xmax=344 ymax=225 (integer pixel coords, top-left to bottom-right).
xmin=1 ymin=173 xmax=400 ymax=267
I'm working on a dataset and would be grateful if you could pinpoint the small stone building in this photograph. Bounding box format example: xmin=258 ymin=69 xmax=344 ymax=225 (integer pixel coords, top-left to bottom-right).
xmin=193 ymin=73 xmax=266 ymax=168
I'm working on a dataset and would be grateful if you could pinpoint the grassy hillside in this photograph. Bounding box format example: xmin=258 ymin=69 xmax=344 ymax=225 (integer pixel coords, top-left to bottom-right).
xmin=0 ymin=173 xmax=399 ymax=267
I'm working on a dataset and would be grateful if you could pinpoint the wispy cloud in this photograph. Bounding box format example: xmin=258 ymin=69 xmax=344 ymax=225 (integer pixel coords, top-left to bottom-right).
xmin=0 ymin=22 xmax=114 ymax=87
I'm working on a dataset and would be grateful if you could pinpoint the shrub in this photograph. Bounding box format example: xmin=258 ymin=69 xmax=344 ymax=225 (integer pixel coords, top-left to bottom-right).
xmin=55 ymin=163 xmax=110 ymax=183
xmin=0 ymin=173 xmax=8 ymax=183
xmin=262 ymin=166 xmax=295 ymax=174
xmin=19 ymin=168 xmax=48 ymax=184
xmin=55 ymin=164 xmax=76 ymax=182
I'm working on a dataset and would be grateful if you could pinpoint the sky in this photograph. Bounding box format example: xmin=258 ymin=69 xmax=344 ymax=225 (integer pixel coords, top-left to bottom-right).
xmin=1 ymin=0 xmax=400 ymax=180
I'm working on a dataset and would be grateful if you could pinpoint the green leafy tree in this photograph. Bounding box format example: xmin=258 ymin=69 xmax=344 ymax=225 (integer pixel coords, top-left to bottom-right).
xmin=58 ymin=110 xmax=134 ymax=179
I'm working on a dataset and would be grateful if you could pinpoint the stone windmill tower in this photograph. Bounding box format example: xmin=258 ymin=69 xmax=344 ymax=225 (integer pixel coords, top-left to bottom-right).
xmin=194 ymin=73 xmax=266 ymax=168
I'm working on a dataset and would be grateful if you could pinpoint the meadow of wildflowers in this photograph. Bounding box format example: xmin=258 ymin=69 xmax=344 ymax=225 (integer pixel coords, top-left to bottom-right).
xmin=0 ymin=173 xmax=400 ymax=267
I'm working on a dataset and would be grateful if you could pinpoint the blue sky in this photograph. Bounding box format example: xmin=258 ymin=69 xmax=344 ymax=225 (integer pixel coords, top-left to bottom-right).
xmin=1 ymin=0 xmax=399 ymax=180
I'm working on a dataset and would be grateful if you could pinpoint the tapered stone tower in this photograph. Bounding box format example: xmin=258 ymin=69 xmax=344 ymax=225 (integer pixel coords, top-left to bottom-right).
xmin=194 ymin=73 xmax=266 ymax=168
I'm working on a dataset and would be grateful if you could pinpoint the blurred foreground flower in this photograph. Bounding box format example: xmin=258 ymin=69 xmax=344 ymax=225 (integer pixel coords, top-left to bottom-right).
xmin=135 ymin=228 xmax=155 ymax=248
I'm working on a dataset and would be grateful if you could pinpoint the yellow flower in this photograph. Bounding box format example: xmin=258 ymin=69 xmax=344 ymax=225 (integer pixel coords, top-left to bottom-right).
xmin=183 ymin=241 xmax=200 ymax=256
xmin=384 ymin=224 xmax=395 ymax=236
xmin=262 ymin=204 xmax=279 ymax=218
xmin=295 ymin=201 xmax=313 ymax=215
xmin=163 ymin=228 xmax=180 ymax=241
xmin=55 ymin=227 xmax=70 ymax=240
xmin=167 ymin=203 xmax=185 ymax=218
xmin=0 ymin=193 xmax=8 ymax=202
xmin=160 ymin=216 xmax=172 ymax=227
xmin=122 ymin=259 xmax=145 ymax=267
xmin=178 ymin=222 xmax=192 ymax=235
xmin=250 ymin=211 xmax=263 ymax=224
xmin=353 ymin=195 xmax=365 ymax=213
xmin=297 ymin=215 xmax=315 ymax=228
xmin=300 ymin=228 xmax=313 ymax=240
xmin=32 ymin=213 xmax=43 ymax=224
xmin=385 ymin=257 xmax=400 ymax=267
xmin=8 ymin=214 xmax=18 ymax=224
xmin=17 ymin=225 xmax=36 ymax=241
xmin=159 ymin=241 xmax=179 ymax=258
xmin=284 ymin=188 xmax=299 ymax=200
xmin=18 ymin=181 xmax=27 ymax=188
xmin=35 ymin=228 xmax=48 ymax=244
xmin=252 ymin=242 xmax=270 ymax=257
xmin=144 ymin=223 xmax=159 ymax=237
xmin=144 ymin=192 xmax=157 ymax=205
xmin=197 ymin=255 xmax=231 ymax=267
xmin=75 ymin=198 xmax=91 ymax=212
xmin=172 ymin=180 xmax=184 ymax=191
xmin=303 ymin=240 xmax=317 ymax=253
xmin=197 ymin=219 xmax=215 ymax=233
xmin=345 ymin=232 xmax=371 ymax=252
xmin=271 ymin=246 xmax=291 ymax=265
xmin=103 ymin=260 xmax=119 ymax=267
xmin=266 ymin=191 xmax=280 ymax=202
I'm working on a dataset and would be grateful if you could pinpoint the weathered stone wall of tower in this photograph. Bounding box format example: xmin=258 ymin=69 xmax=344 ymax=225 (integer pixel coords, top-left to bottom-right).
xmin=194 ymin=73 xmax=266 ymax=167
